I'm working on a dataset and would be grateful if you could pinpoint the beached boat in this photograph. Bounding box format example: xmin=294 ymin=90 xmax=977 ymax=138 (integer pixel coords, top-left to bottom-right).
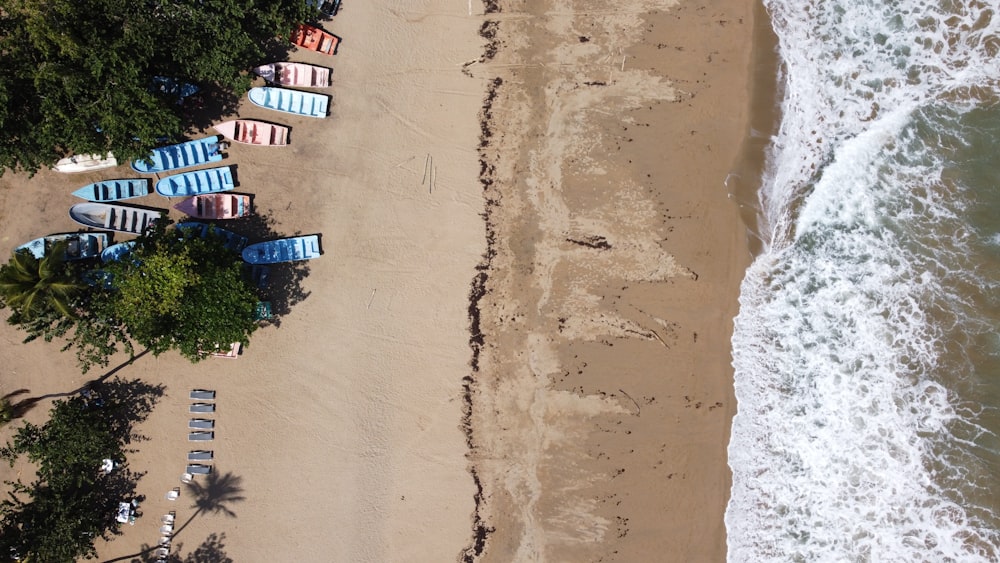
xmin=155 ymin=166 xmax=235 ymax=197
xmin=72 ymin=178 xmax=150 ymax=202
xmin=100 ymin=241 xmax=137 ymax=263
xmin=213 ymin=120 xmax=289 ymax=147
xmin=241 ymin=235 xmax=322 ymax=264
xmin=253 ymin=62 xmax=331 ymax=88
xmin=308 ymin=0 xmax=341 ymax=17
xmin=131 ymin=136 xmax=225 ymax=174
xmin=290 ymin=23 xmax=339 ymax=55
xmin=69 ymin=203 xmax=166 ymax=235
xmin=15 ymin=232 xmax=109 ymax=261
xmin=175 ymin=222 xmax=248 ymax=251
xmin=174 ymin=194 xmax=251 ymax=220
xmin=247 ymin=87 xmax=329 ymax=119
xmin=54 ymin=153 xmax=118 ymax=173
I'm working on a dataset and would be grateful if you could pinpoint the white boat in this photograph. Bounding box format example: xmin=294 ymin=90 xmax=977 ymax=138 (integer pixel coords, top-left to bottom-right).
xmin=54 ymin=153 xmax=118 ymax=173
xmin=69 ymin=203 xmax=166 ymax=235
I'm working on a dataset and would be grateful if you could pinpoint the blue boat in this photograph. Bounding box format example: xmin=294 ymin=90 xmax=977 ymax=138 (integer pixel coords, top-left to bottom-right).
xmin=100 ymin=241 xmax=137 ymax=263
xmin=247 ymin=87 xmax=329 ymax=119
xmin=131 ymin=136 xmax=226 ymax=174
xmin=155 ymin=166 xmax=235 ymax=197
xmin=241 ymin=235 xmax=322 ymax=264
xmin=72 ymin=178 xmax=149 ymax=202
xmin=176 ymin=222 xmax=248 ymax=252
xmin=15 ymin=232 xmax=109 ymax=261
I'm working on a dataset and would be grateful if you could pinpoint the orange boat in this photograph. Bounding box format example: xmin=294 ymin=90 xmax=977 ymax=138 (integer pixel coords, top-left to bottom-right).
xmin=290 ymin=23 xmax=339 ymax=55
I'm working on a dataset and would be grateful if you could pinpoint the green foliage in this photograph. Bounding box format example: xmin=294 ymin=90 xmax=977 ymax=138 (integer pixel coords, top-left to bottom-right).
xmin=0 ymin=397 xmax=124 ymax=562
xmin=0 ymin=245 xmax=86 ymax=320
xmin=101 ymin=222 xmax=260 ymax=361
xmin=0 ymin=0 xmax=314 ymax=174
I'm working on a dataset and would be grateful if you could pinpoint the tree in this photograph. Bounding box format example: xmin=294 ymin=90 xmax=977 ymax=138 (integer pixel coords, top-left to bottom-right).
xmin=0 ymin=244 xmax=87 ymax=320
xmin=0 ymin=397 xmax=126 ymax=562
xmin=100 ymin=221 xmax=260 ymax=362
xmin=0 ymin=0 xmax=315 ymax=174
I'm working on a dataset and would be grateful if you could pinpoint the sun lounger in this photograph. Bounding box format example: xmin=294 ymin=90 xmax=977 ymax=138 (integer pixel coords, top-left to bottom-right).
xmin=188 ymin=450 xmax=214 ymax=462
xmin=190 ymin=389 xmax=215 ymax=400
xmin=190 ymin=403 xmax=215 ymax=413
xmin=189 ymin=418 xmax=215 ymax=430
xmin=187 ymin=464 xmax=212 ymax=475
xmin=188 ymin=431 xmax=214 ymax=441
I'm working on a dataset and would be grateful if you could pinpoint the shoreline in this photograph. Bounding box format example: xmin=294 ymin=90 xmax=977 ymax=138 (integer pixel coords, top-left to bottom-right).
xmin=466 ymin=0 xmax=755 ymax=560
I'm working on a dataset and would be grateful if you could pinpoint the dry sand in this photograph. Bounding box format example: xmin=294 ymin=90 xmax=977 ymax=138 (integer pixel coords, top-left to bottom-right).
xmin=0 ymin=0 xmax=754 ymax=561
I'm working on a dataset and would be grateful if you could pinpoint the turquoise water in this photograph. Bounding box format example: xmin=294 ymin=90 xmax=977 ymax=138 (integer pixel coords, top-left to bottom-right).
xmin=726 ymin=1 xmax=1000 ymax=560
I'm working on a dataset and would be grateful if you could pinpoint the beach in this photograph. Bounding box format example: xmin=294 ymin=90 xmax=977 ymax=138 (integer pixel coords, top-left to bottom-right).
xmin=0 ymin=0 xmax=753 ymax=561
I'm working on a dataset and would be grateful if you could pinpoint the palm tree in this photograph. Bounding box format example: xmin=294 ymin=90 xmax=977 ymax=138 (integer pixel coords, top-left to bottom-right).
xmin=0 ymin=244 xmax=86 ymax=319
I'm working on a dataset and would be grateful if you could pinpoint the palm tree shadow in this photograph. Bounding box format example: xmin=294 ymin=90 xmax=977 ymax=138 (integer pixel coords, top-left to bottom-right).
xmin=103 ymin=471 xmax=244 ymax=563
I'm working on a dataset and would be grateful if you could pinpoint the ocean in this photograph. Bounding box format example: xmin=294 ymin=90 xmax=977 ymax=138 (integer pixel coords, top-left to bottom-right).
xmin=726 ymin=1 xmax=1000 ymax=561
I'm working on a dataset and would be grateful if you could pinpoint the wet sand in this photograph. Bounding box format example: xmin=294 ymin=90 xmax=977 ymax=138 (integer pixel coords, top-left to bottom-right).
xmin=465 ymin=0 xmax=754 ymax=560
xmin=0 ymin=0 xmax=753 ymax=561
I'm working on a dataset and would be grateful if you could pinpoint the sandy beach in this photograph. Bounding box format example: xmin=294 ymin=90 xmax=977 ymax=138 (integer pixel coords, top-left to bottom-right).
xmin=0 ymin=0 xmax=753 ymax=561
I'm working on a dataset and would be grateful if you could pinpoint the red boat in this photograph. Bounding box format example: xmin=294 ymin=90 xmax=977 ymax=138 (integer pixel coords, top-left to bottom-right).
xmin=290 ymin=23 xmax=339 ymax=55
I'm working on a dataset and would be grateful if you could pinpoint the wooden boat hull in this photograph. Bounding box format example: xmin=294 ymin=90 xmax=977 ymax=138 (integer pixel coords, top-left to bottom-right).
xmin=55 ymin=153 xmax=118 ymax=173
xmin=253 ymin=62 xmax=331 ymax=88
xmin=131 ymin=136 xmax=225 ymax=174
xmin=247 ymin=87 xmax=328 ymax=119
xmin=72 ymin=178 xmax=150 ymax=201
xmin=69 ymin=203 xmax=166 ymax=235
xmin=174 ymin=194 xmax=251 ymax=220
xmin=213 ymin=120 xmax=289 ymax=147
xmin=241 ymin=235 xmax=322 ymax=264
xmin=175 ymin=222 xmax=248 ymax=251
xmin=15 ymin=232 xmax=110 ymax=261
xmin=155 ymin=166 xmax=235 ymax=197
xmin=290 ymin=24 xmax=339 ymax=55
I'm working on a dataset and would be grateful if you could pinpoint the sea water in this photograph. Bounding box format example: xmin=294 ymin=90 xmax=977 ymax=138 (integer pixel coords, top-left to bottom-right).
xmin=726 ymin=1 xmax=1000 ymax=561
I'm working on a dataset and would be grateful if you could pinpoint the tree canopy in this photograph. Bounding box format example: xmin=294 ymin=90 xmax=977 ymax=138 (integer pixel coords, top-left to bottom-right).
xmin=0 ymin=221 xmax=263 ymax=371
xmin=0 ymin=0 xmax=314 ymax=173
xmin=0 ymin=397 xmax=126 ymax=562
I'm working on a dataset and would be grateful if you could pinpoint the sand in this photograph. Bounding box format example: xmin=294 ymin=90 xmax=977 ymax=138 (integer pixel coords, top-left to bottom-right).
xmin=0 ymin=0 xmax=753 ymax=561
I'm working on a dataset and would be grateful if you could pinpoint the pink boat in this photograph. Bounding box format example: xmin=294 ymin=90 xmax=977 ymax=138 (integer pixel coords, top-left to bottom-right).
xmin=253 ymin=62 xmax=331 ymax=88
xmin=214 ymin=120 xmax=289 ymax=147
xmin=174 ymin=194 xmax=251 ymax=219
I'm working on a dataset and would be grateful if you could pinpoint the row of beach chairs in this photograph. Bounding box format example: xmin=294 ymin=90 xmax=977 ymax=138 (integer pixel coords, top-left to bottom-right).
xmin=185 ymin=389 xmax=216 ymax=477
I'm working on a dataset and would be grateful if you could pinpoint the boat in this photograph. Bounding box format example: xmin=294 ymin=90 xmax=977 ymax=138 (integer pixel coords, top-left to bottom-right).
xmin=54 ymin=153 xmax=118 ymax=173
xmin=175 ymin=221 xmax=248 ymax=251
xmin=100 ymin=241 xmax=137 ymax=263
xmin=213 ymin=120 xmax=289 ymax=147
xmin=155 ymin=166 xmax=235 ymax=197
xmin=72 ymin=178 xmax=150 ymax=202
xmin=69 ymin=203 xmax=166 ymax=235
xmin=173 ymin=194 xmax=251 ymax=220
xmin=290 ymin=23 xmax=339 ymax=55
xmin=247 ymin=87 xmax=329 ymax=119
xmin=15 ymin=232 xmax=109 ymax=261
xmin=308 ymin=0 xmax=342 ymax=18
xmin=253 ymin=62 xmax=331 ymax=88
xmin=241 ymin=235 xmax=322 ymax=264
xmin=131 ymin=136 xmax=225 ymax=174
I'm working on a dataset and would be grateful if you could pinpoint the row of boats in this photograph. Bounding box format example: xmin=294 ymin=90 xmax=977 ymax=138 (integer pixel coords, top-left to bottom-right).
xmin=17 ymin=20 xmax=343 ymax=268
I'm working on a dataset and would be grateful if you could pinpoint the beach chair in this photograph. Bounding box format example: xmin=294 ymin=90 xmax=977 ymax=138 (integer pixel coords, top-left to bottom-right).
xmin=165 ymin=488 xmax=179 ymax=501
xmin=190 ymin=403 xmax=215 ymax=413
xmin=187 ymin=464 xmax=212 ymax=475
xmin=161 ymin=512 xmax=175 ymax=525
xmin=180 ymin=473 xmax=193 ymax=484
xmin=190 ymin=389 xmax=216 ymax=401
xmin=188 ymin=431 xmax=214 ymax=441
xmin=188 ymin=450 xmax=214 ymax=462
xmin=189 ymin=418 xmax=215 ymax=430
